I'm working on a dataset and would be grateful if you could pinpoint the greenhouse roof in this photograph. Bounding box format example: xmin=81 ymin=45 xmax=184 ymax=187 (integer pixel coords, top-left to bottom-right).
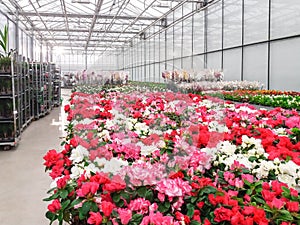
xmin=1 ymin=0 xmax=201 ymax=54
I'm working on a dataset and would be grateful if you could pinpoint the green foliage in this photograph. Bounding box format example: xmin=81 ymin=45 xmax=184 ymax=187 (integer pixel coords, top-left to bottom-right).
xmin=0 ymin=25 xmax=8 ymax=57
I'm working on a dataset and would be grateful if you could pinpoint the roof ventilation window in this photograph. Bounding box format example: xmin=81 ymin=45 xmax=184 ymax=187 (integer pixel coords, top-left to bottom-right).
xmin=71 ymin=0 xmax=90 ymax=4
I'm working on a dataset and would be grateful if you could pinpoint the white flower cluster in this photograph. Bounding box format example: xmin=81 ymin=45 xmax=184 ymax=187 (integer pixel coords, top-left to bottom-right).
xmin=211 ymin=136 xmax=300 ymax=189
xmin=126 ymin=118 xmax=149 ymax=137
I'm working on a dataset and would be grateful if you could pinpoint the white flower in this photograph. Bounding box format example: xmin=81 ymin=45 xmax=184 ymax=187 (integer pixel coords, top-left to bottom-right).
xmin=94 ymin=157 xmax=128 ymax=174
xmin=278 ymin=174 xmax=297 ymax=187
xmin=69 ymin=145 xmax=89 ymax=163
xmin=70 ymin=164 xmax=85 ymax=179
xmin=218 ymin=141 xmax=236 ymax=156
xmin=105 ymin=120 xmax=115 ymax=129
xmin=84 ymin=163 xmax=100 ymax=178
xmin=253 ymin=161 xmax=276 ymax=179
xmin=98 ymin=129 xmax=111 ymax=141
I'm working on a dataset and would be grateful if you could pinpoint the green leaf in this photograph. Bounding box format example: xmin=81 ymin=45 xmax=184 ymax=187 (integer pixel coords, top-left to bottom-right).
xmin=137 ymin=186 xmax=147 ymax=197
xmin=187 ymin=204 xmax=195 ymax=217
xmin=61 ymin=200 xmax=71 ymax=210
xmin=201 ymin=186 xmax=217 ymax=195
xmin=46 ymin=211 xmax=57 ymax=222
xmin=58 ymin=212 xmax=63 ymax=222
xmin=60 ymin=189 xmax=69 ymax=199
xmin=145 ymin=190 xmax=154 ymax=201
xmin=112 ymin=192 xmax=121 ymax=203
xmin=248 ymin=156 xmax=257 ymax=163
xmin=279 ymin=210 xmax=293 ymax=221
xmin=131 ymin=214 xmax=143 ymax=223
xmin=190 ymin=221 xmax=201 ymax=225
xmin=81 ymin=201 xmax=92 ymax=216
xmin=91 ymin=201 xmax=99 ymax=212
xmin=69 ymin=198 xmax=83 ymax=209
xmin=121 ymin=191 xmax=131 ymax=202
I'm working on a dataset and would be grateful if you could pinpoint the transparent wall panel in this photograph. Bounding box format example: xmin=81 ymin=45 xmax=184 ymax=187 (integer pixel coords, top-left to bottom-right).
xmin=18 ymin=30 xmax=23 ymax=56
xmin=223 ymin=0 xmax=242 ymax=48
xmin=8 ymin=20 xmax=16 ymax=51
xmin=223 ymin=48 xmax=242 ymax=81
xmin=270 ymin=38 xmax=300 ymax=91
xmin=154 ymin=63 xmax=161 ymax=82
xmin=271 ymin=0 xmax=300 ymax=39
xmin=160 ymin=62 xmax=165 ymax=82
xmin=166 ymin=27 xmax=173 ymax=60
xmin=23 ymin=33 xmax=28 ymax=58
xmin=0 ymin=12 xmax=6 ymax=28
xmin=145 ymin=64 xmax=149 ymax=82
xmin=182 ymin=17 xmax=193 ymax=57
xmin=149 ymin=63 xmax=154 ymax=82
xmin=166 ymin=60 xmax=173 ymax=71
xmin=160 ymin=31 xmax=165 ymax=62
xmin=207 ymin=2 xmax=222 ymax=51
xmin=174 ymin=6 xmax=182 ymax=21
xmin=183 ymin=57 xmax=192 ymax=70
xmin=193 ymin=55 xmax=204 ymax=71
xmin=244 ymin=0 xmax=269 ymax=45
xmin=207 ymin=51 xmax=222 ymax=69
xmin=174 ymin=59 xmax=181 ymax=70
xmin=173 ymin=23 xmax=182 ymax=59
xmin=193 ymin=11 xmax=205 ymax=54
xmin=154 ymin=35 xmax=159 ymax=63
xmin=243 ymin=43 xmax=268 ymax=88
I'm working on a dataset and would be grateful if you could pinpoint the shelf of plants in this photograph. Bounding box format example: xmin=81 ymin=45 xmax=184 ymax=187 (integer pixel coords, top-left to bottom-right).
xmin=51 ymin=64 xmax=61 ymax=107
xmin=0 ymin=55 xmax=20 ymax=146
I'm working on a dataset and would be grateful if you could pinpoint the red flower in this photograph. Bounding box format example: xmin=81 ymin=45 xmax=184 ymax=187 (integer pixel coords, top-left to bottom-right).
xmin=47 ymin=199 xmax=61 ymax=213
xmin=169 ymin=171 xmax=184 ymax=179
xmin=70 ymin=137 xmax=79 ymax=148
xmin=87 ymin=212 xmax=102 ymax=225
xmin=203 ymin=218 xmax=211 ymax=225
xmin=56 ymin=175 xmax=70 ymax=189
xmin=101 ymin=201 xmax=114 ymax=217
xmin=231 ymin=211 xmax=245 ymax=225
xmin=262 ymin=190 xmax=276 ymax=202
xmin=64 ymin=104 xmax=71 ymax=112
xmin=214 ymin=207 xmax=232 ymax=222
xmin=193 ymin=210 xmax=201 ymax=221
xmin=76 ymin=182 xmax=99 ymax=197
xmin=103 ymin=175 xmax=126 ymax=192
xmin=286 ymin=201 xmax=299 ymax=212
xmin=43 ymin=149 xmax=63 ymax=168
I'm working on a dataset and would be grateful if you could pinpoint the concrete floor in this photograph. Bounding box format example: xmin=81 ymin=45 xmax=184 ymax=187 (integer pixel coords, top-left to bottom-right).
xmin=0 ymin=89 xmax=71 ymax=225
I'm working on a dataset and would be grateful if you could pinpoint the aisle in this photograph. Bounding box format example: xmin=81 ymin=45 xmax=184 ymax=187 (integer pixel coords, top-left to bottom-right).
xmin=0 ymin=89 xmax=71 ymax=225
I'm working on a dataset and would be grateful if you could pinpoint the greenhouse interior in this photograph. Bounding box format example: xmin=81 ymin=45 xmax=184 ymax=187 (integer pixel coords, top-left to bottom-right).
xmin=0 ymin=0 xmax=300 ymax=225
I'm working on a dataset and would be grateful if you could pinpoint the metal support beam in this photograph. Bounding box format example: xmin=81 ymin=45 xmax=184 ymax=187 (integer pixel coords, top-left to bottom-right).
xmin=16 ymin=12 xmax=159 ymax=20
xmin=85 ymin=0 xmax=104 ymax=50
xmin=43 ymin=38 xmax=127 ymax=42
xmin=31 ymin=28 xmax=138 ymax=34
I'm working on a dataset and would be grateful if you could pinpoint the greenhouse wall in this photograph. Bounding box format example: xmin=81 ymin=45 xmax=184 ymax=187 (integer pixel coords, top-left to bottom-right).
xmin=115 ymin=0 xmax=300 ymax=91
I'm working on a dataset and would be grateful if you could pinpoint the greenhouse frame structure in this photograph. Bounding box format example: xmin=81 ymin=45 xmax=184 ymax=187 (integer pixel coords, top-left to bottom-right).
xmin=0 ymin=0 xmax=299 ymax=91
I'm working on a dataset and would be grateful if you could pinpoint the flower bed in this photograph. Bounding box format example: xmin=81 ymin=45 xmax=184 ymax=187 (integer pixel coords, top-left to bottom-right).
xmin=210 ymin=90 xmax=300 ymax=110
xmin=44 ymin=89 xmax=300 ymax=225
xmin=177 ymin=80 xmax=263 ymax=93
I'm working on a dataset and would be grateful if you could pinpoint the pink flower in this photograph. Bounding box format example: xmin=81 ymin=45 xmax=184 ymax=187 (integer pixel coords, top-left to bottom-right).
xmin=128 ymin=198 xmax=151 ymax=215
xmin=87 ymin=212 xmax=102 ymax=225
xmin=47 ymin=199 xmax=61 ymax=213
xmin=76 ymin=182 xmax=99 ymax=197
xmin=269 ymin=198 xmax=285 ymax=209
xmin=156 ymin=177 xmax=192 ymax=197
xmin=241 ymin=174 xmax=254 ymax=183
xmin=117 ymin=208 xmax=132 ymax=225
